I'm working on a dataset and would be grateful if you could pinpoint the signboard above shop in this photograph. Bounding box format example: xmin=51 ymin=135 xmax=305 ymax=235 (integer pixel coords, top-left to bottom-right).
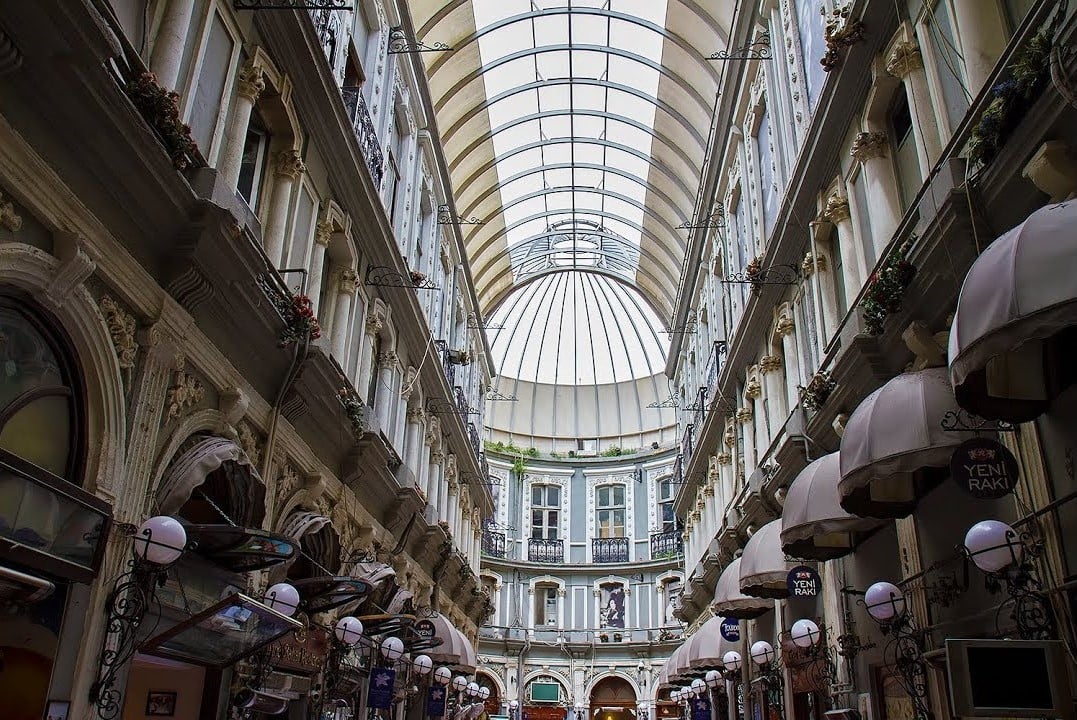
xmin=950 ymin=438 xmax=1019 ymax=500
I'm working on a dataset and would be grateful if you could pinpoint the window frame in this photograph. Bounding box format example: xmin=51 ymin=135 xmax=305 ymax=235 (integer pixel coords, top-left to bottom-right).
xmin=530 ymin=484 xmax=561 ymax=540
xmin=595 ymin=483 xmax=627 ymax=539
xmin=178 ymin=1 xmax=242 ymax=164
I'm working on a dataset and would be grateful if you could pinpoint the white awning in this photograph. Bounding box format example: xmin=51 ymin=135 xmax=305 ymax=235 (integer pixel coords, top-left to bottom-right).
xmin=781 ymin=453 xmax=883 ymax=561
xmin=658 ymin=643 xmax=687 ymax=688
xmin=157 ymin=436 xmax=266 ymax=527
xmin=712 ymin=557 xmax=771 ymax=620
xmin=838 ymin=368 xmax=965 ymax=518
xmin=739 ymin=519 xmax=795 ymax=599
xmin=685 ymin=615 xmax=738 ymax=672
xmin=949 ymin=201 xmax=1077 ymax=422
xmin=427 ymin=614 xmax=477 ymax=673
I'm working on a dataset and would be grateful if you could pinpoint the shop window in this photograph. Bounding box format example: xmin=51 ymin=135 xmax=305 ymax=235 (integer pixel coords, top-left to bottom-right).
xmin=236 ymin=113 xmax=270 ymax=211
xmin=0 ymin=298 xmax=81 ymax=481
xmin=530 ymin=484 xmax=560 ymax=540
xmin=534 ymin=583 xmax=558 ymax=626
xmin=888 ymin=91 xmax=921 ymax=211
xmin=595 ymin=484 xmax=626 ymax=538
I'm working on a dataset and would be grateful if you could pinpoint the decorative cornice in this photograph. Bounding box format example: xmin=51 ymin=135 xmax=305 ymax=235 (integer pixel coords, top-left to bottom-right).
xmin=886 ymin=40 xmax=924 ymax=78
xmin=98 ymin=295 xmax=138 ymax=371
xmin=851 ymin=131 xmax=889 ymax=162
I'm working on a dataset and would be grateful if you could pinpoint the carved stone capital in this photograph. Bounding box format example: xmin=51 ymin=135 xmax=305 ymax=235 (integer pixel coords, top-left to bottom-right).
xmin=886 ymin=40 xmax=924 ymax=78
xmin=377 ymin=350 xmax=399 ymax=369
xmin=366 ymin=314 xmax=384 ymax=336
xmin=445 ymin=454 xmax=458 ymax=480
xmin=775 ymin=313 xmax=795 ymax=337
xmin=716 ymin=452 xmax=732 ymax=466
xmin=430 ymin=450 xmax=445 ymax=465
xmin=407 ymin=406 xmax=425 ymax=424
xmin=759 ymin=354 xmax=782 ymax=373
xmin=801 ymin=251 xmax=828 ymax=277
xmin=735 ymin=407 xmax=753 ymax=424
xmin=0 ymin=190 xmax=22 ymax=232
xmin=315 ymin=221 xmax=334 ymax=247
xmin=275 ymin=149 xmax=306 ymax=179
xmin=851 ymin=131 xmax=889 ymax=162
xmin=235 ymin=62 xmax=266 ymax=102
xmin=98 ymin=295 xmax=138 ymax=370
xmin=823 ymin=193 xmax=851 ymax=223
xmin=338 ymin=268 xmax=359 ymax=294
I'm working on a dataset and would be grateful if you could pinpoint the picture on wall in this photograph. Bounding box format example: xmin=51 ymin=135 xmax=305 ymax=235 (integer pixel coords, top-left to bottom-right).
xmin=599 ymin=582 xmax=626 ymax=628
xmin=145 ymin=691 xmax=177 ymax=717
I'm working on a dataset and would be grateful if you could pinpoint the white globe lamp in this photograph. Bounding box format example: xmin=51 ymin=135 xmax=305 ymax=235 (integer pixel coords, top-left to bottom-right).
xmin=790 ymin=619 xmax=821 ymax=648
xmin=413 ymin=654 xmax=433 ymax=675
xmin=864 ymin=581 xmax=906 ymax=622
xmin=705 ymin=669 xmax=722 ymax=688
xmin=334 ymin=616 xmax=363 ymax=646
xmin=380 ymin=636 xmax=404 ymax=661
xmin=750 ymin=641 xmax=775 ymax=666
xmin=722 ymin=651 xmax=742 ymax=672
xmin=691 ymin=678 xmax=706 ymax=696
xmin=264 ymin=583 xmax=300 ymax=617
xmin=965 ymin=520 xmax=1022 ymax=573
xmin=133 ymin=516 xmax=187 ymax=565
xmin=435 ymin=667 xmax=452 ymax=685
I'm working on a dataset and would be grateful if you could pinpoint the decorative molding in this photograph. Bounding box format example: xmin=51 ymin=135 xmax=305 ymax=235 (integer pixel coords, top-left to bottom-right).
xmin=735 ymin=407 xmax=753 ymax=424
xmin=98 ymin=295 xmax=138 ymax=371
xmin=823 ymin=194 xmax=851 ymax=223
xmin=236 ymin=420 xmax=263 ymax=467
xmin=235 ymin=62 xmax=266 ymax=101
xmin=387 ymin=27 xmax=453 ymax=54
xmin=0 ymin=190 xmax=22 ymax=231
xmin=851 ymin=131 xmax=889 ymax=162
xmin=274 ymin=149 xmax=306 ymax=179
xmin=886 ymin=41 xmax=924 ymax=79
xmin=716 ymin=452 xmax=732 ymax=466
xmin=166 ymin=358 xmax=205 ymax=420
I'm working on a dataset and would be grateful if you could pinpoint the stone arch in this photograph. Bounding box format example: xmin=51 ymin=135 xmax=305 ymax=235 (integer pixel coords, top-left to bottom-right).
xmin=0 ymin=243 xmax=126 ymax=504
xmin=520 ymin=669 xmax=572 ymax=703
xmin=586 ymin=672 xmax=641 ymax=704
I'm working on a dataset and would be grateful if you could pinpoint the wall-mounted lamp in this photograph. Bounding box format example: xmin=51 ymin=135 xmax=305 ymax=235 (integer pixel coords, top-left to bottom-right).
xmin=860 ymin=581 xmax=931 ymax=719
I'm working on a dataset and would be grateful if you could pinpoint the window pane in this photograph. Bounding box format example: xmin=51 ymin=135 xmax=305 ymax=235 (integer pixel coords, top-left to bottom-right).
xmin=532 ymin=486 xmax=542 ymax=506
xmin=0 ymin=395 xmax=71 ymax=478
xmin=925 ymin=0 xmax=970 ymax=133
xmin=613 ymin=485 xmax=624 ymax=506
xmin=757 ymin=108 xmax=777 ymax=240
xmin=189 ymin=13 xmax=233 ymax=152
xmin=548 ymin=486 xmax=559 ymax=506
xmin=795 ymin=0 xmax=826 ymax=110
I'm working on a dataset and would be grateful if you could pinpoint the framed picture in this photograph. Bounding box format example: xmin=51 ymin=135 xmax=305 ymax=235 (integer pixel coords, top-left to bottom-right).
xmin=44 ymin=700 xmax=70 ymax=720
xmin=146 ymin=691 xmax=178 ymax=717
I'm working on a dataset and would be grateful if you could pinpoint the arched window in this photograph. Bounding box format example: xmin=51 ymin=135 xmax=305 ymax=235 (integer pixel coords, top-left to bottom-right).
xmin=0 ymin=294 xmax=83 ymax=483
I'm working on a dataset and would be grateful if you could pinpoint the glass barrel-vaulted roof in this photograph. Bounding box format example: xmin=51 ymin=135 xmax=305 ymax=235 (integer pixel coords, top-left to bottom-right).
xmin=412 ymin=0 xmax=730 ymax=426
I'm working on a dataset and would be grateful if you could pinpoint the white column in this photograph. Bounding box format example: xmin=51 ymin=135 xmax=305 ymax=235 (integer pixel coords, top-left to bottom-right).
xmin=358 ymin=315 xmax=382 ymax=396
xmin=822 ymin=194 xmax=864 ymax=299
xmin=405 ymin=407 xmax=424 ymax=487
xmin=375 ymin=351 xmax=398 ymax=433
xmin=428 ymin=451 xmax=444 ymax=517
xmin=263 ymin=150 xmax=304 ymax=266
xmin=760 ymin=355 xmax=785 ymax=427
xmin=149 ymin=0 xmax=196 ymax=91
xmin=887 ymin=41 xmax=942 ymax=174
xmin=776 ymin=311 xmax=799 ymax=412
xmin=219 ymin=62 xmax=264 ymax=188
xmin=307 ymin=222 xmax=332 ymax=317
xmin=950 ymin=0 xmax=1008 ymax=97
xmin=439 ymin=456 xmax=456 ymax=524
xmin=851 ymin=132 xmax=902 ymax=261
xmin=330 ymin=269 xmax=358 ymax=361
xmin=447 ymin=481 xmax=459 ymax=543
xmin=737 ymin=406 xmax=755 ymax=475
xmin=805 ymin=233 xmax=840 ymax=341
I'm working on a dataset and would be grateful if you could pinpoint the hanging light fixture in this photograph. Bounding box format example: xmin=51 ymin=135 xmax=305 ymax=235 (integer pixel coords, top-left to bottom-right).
xmin=132 ymin=515 xmax=188 ymax=565
xmin=380 ymin=636 xmax=405 ymax=662
xmin=864 ymin=581 xmax=906 ymax=623
xmin=435 ymin=667 xmax=453 ymax=685
xmin=264 ymin=582 xmax=301 ymax=617
xmin=334 ymin=616 xmax=363 ymax=646
xmin=750 ymin=641 xmax=775 ymax=666
xmin=413 ymin=654 xmax=433 ymax=675
xmin=964 ymin=520 xmax=1022 ymax=573
xmin=704 ymin=669 xmax=722 ymax=689
xmin=790 ymin=619 xmax=821 ymax=648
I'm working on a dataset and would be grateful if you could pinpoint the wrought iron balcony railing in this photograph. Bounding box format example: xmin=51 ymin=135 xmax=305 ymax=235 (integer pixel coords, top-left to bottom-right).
xmin=481 ymin=529 xmax=506 ymax=558
xmin=466 ymin=422 xmax=481 ymax=458
xmin=592 ymin=537 xmax=629 ymax=564
xmin=680 ymin=424 xmax=694 ymax=466
xmin=340 ymin=87 xmax=384 ymax=189
xmin=453 ymin=385 xmax=469 ymax=415
xmin=671 ymin=454 xmax=684 ymax=487
xmin=691 ymin=386 xmax=708 ymax=430
xmin=434 ymin=339 xmax=455 ymax=388
xmin=650 ymin=530 xmax=683 ymax=560
xmin=528 ymin=538 xmax=563 ymax=563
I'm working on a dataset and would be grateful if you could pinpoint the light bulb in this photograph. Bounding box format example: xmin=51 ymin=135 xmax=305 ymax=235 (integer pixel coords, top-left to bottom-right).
xmin=265 ymin=583 xmax=300 ymax=617
xmin=467 ymin=682 xmax=480 ymax=697
xmin=705 ymin=669 xmax=722 ymax=688
xmin=722 ymin=651 xmax=742 ymax=672
xmin=790 ymin=619 xmax=821 ymax=648
xmin=750 ymin=641 xmax=774 ymax=666
xmin=334 ymin=616 xmax=363 ymax=646
xmin=965 ymin=520 xmax=1022 ymax=573
xmin=413 ymin=654 xmax=432 ymax=675
xmin=435 ymin=667 xmax=452 ymax=685
xmin=133 ymin=516 xmax=186 ymax=565
xmin=691 ymin=678 xmax=706 ymax=696
xmin=864 ymin=581 xmax=906 ymax=622
xmin=453 ymin=676 xmax=469 ymax=692
xmin=480 ymin=688 xmax=491 ymax=700
xmin=380 ymin=636 xmax=404 ymax=661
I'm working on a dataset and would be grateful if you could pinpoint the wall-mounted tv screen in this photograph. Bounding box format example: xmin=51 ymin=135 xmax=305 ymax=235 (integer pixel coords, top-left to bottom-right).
xmin=945 ymin=639 xmax=1073 ymax=718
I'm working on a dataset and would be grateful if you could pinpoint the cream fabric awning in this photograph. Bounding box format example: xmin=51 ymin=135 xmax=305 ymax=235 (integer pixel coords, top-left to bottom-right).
xmin=157 ymin=436 xmax=266 ymax=527
xmin=781 ymin=453 xmax=883 ymax=561
xmin=427 ymin=614 xmax=477 ymax=673
xmin=738 ymin=519 xmax=794 ymax=599
xmin=838 ymin=368 xmax=965 ymax=519
xmin=712 ymin=557 xmax=772 ymax=619
xmin=685 ymin=615 xmax=738 ymax=672
xmin=949 ymin=200 xmax=1077 ymax=422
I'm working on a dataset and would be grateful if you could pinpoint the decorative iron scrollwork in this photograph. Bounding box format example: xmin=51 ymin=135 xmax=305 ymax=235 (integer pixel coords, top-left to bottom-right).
xmin=427 ymin=397 xmax=478 ymax=416
xmin=647 ymin=395 xmax=680 ymax=409
xmin=721 ymin=263 xmax=799 ymax=287
xmin=437 ymin=204 xmax=484 ymax=225
xmin=664 ymin=318 xmax=698 ymax=336
xmin=677 ymin=209 xmax=726 ymax=230
xmin=388 ymin=27 xmax=452 ymax=54
xmin=708 ymin=33 xmax=772 ymax=61
xmin=486 ymin=389 xmax=518 ymax=402
xmin=940 ymin=408 xmax=1016 ymax=433
xmin=234 ymin=0 xmax=351 ymax=8
xmin=968 ymin=525 xmax=1057 ymax=640
xmin=858 ymin=600 xmax=932 ymax=720
xmin=365 ymin=265 xmax=439 ymax=290
xmin=467 ymin=313 xmax=502 ymax=329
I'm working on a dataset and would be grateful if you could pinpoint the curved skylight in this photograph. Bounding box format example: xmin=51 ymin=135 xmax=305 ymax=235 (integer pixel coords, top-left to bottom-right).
xmin=489 ymin=271 xmax=668 ymax=385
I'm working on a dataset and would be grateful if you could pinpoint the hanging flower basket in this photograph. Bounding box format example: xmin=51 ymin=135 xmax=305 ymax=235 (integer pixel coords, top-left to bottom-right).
xmin=745 ymin=255 xmax=766 ymax=292
xmin=409 ymin=270 xmax=428 ymax=286
xmin=860 ymin=241 xmax=916 ymax=335
xmin=125 ymin=72 xmax=200 ymax=170
xmin=337 ymin=386 xmax=367 ymax=439
xmin=279 ymin=295 xmax=322 ymax=347
xmin=798 ymin=371 xmax=836 ymax=412
xmin=448 ymin=349 xmax=472 ymax=365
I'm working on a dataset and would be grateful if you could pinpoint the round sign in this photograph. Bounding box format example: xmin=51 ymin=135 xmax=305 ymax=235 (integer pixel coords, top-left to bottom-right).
xmin=414 ymin=619 xmax=436 ymax=640
xmin=950 ymin=437 xmax=1019 ymax=499
xmin=786 ymin=565 xmax=821 ymax=597
xmin=719 ymin=617 xmax=740 ymax=642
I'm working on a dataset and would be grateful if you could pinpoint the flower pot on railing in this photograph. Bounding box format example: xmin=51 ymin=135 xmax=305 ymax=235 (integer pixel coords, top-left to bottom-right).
xmin=798 ymin=371 xmax=836 ymax=412
xmin=448 ymin=349 xmax=471 ymax=365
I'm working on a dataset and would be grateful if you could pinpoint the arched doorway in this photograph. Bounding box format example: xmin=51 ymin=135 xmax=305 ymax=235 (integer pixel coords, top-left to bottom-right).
xmin=477 ymin=672 xmax=501 ymax=714
xmin=589 ymin=677 xmax=637 ymax=720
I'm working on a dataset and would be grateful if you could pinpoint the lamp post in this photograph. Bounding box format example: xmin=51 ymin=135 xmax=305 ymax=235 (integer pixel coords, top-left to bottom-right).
xmin=509 ymin=699 xmax=519 ymax=720
xmin=750 ymin=641 xmax=783 ymax=719
xmin=234 ymin=581 xmax=303 ymax=717
xmin=782 ymin=619 xmax=836 ymax=711
xmin=90 ymin=516 xmax=190 ymax=719
xmin=862 ymin=581 xmax=932 ymax=720
xmin=963 ymin=519 xmax=1055 ymax=639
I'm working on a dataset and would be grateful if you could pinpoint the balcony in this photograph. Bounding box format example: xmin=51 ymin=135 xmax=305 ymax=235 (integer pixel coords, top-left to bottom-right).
xmin=339 ymin=87 xmax=384 ymax=189
xmin=481 ymin=529 xmax=506 ymax=558
xmin=527 ymin=538 xmax=563 ymax=563
xmin=434 ymin=340 xmax=455 ymax=387
xmin=650 ymin=530 xmax=683 ymax=561
xmin=453 ymin=385 xmax=469 ymax=415
xmin=592 ymin=537 xmax=629 ymax=564
xmin=680 ymin=424 xmax=695 ymax=466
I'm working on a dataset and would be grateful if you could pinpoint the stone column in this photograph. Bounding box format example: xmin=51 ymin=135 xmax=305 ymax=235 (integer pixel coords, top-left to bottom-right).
xmin=307 ymin=222 xmax=332 ymax=317
xmin=330 ymin=269 xmax=358 ymax=361
xmin=358 ymin=314 xmax=382 ymax=396
xmin=219 ymin=62 xmax=265 ymax=189
xmin=405 ymin=407 xmax=424 ymax=488
xmin=446 ymin=480 xmax=459 ymax=544
xmin=803 ymin=237 xmax=838 ymax=340
xmin=822 ymin=193 xmax=864 ymax=299
xmin=375 ymin=350 xmax=399 ymax=433
xmin=887 ymin=41 xmax=941 ymax=174
xmin=850 ymin=131 xmax=902 ymax=261
xmin=428 ymin=450 xmax=444 ymax=519
xmin=950 ymin=0 xmax=1008 ymax=97
xmin=439 ymin=455 xmax=456 ymax=524
xmin=263 ymin=150 xmax=305 ymax=266
xmin=149 ymin=0 xmax=196 ymax=91
xmin=736 ymin=406 xmax=755 ymax=476
xmin=776 ymin=314 xmax=799 ymax=413
xmin=759 ymin=354 xmax=784 ymax=428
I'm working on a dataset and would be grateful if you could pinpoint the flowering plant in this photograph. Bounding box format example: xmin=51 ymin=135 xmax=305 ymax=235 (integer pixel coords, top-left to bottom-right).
xmin=409 ymin=270 xmax=428 ymax=286
xmin=337 ymin=386 xmax=367 ymax=438
xmin=861 ymin=241 xmax=915 ymax=335
xmin=798 ymin=371 xmax=836 ymax=412
xmin=279 ymin=295 xmax=322 ymax=347
xmin=125 ymin=72 xmax=200 ymax=170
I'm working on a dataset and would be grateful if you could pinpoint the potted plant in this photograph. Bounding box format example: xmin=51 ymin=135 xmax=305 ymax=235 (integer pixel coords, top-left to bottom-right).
xmin=280 ymin=294 xmax=322 ymax=347
xmin=125 ymin=72 xmax=200 ymax=170
xmin=448 ymin=349 xmax=472 ymax=365
xmin=798 ymin=371 xmax=836 ymax=412
xmin=861 ymin=240 xmax=916 ymax=335
xmin=409 ymin=270 xmax=428 ymax=286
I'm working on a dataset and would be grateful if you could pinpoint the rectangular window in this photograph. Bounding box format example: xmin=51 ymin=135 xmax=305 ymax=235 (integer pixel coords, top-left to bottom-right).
xmin=596 ymin=485 xmax=626 ymax=538
xmin=287 ymin=185 xmax=317 ymax=270
xmin=659 ymin=479 xmax=676 ymax=533
xmin=535 ymin=587 xmax=558 ymax=626
xmin=236 ymin=119 xmax=270 ymax=211
xmin=924 ymin=0 xmax=971 ymax=134
xmin=531 ymin=485 xmax=560 ymax=540
xmin=188 ymin=12 xmax=234 ymax=154
xmin=756 ymin=107 xmax=778 ymax=241
xmin=795 ymin=0 xmax=827 ymax=111
xmin=890 ymin=92 xmax=921 ymax=210
xmin=850 ymin=168 xmax=876 ymax=267
xmin=797 ymin=288 xmax=821 ymax=378
xmin=830 ymin=235 xmax=848 ymax=317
